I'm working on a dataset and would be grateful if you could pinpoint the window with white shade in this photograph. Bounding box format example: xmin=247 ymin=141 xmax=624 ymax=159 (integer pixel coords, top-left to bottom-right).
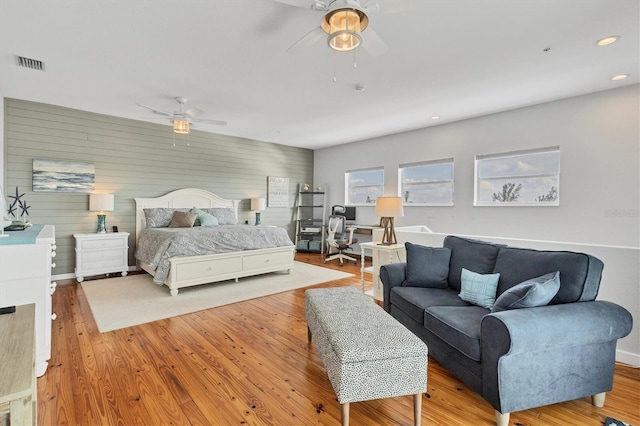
xmin=399 ymin=159 xmax=454 ymax=206
xmin=345 ymin=168 xmax=384 ymax=205
xmin=475 ymin=146 xmax=560 ymax=206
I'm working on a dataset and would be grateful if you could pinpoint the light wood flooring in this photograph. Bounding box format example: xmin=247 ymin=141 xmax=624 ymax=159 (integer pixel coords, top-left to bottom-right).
xmin=38 ymin=253 xmax=639 ymax=425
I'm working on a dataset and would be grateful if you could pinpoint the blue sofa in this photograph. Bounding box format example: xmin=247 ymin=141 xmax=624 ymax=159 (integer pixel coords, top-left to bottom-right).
xmin=380 ymin=236 xmax=633 ymax=426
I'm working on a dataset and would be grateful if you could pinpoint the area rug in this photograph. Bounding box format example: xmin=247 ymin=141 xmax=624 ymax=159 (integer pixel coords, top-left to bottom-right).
xmin=82 ymin=261 xmax=353 ymax=332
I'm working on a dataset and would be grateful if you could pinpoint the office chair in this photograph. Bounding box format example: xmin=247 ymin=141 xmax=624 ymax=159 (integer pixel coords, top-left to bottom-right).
xmin=324 ymin=215 xmax=358 ymax=265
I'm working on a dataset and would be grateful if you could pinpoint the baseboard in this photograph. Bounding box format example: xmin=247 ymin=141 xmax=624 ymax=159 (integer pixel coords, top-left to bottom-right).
xmin=616 ymin=349 xmax=640 ymax=368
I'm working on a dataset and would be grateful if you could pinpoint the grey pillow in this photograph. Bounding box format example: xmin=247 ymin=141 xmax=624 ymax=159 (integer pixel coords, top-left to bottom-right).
xmin=404 ymin=242 xmax=451 ymax=288
xmin=491 ymin=271 xmax=561 ymax=313
xmin=144 ymin=208 xmax=188 ymax=228
xmin=201 ymin=208 xmax=237 ymax=225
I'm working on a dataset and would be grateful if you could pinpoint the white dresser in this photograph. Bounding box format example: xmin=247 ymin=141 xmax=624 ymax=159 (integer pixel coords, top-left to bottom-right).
xmin=74 ymin=232 xmax=129 ymax=282
xmin=0 ymin=224 xmax=56 ymax=377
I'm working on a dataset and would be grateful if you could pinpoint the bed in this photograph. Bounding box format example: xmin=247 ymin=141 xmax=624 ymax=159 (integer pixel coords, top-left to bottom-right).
xmin=134 ymin=188 xmax=295 ymax=296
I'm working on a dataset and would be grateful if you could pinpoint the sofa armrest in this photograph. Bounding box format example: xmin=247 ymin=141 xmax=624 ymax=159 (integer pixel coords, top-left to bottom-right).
xmin=380 ymin=263 xmax=407 ymax=312
xmin=481 ymin=301 xmax=633 ymax=413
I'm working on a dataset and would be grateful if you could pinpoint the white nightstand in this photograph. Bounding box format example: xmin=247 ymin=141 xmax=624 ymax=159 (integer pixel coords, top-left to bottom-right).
xmin=74 ymin=232 xmax=129 ymax=282
xmin=359 ymin=242 xmax=406 ymax=301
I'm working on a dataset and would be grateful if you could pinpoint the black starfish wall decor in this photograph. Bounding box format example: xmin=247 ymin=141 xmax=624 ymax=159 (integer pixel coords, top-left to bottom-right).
xmin=7 ymin=186 xmax=29 ymax=218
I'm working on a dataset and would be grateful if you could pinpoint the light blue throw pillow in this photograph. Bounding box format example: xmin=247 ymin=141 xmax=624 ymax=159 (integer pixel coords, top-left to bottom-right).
xmin=459 ymin=268 xmax=500 ymax=309
xmin=491 ymin=271 xmax=560 ymax=313
xmin=191 ymin=207 xmax=219 ymax=227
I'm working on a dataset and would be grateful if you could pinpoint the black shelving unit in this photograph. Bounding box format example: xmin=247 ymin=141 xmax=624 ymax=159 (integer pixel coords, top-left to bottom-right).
xmin=294 ymin=184 xmax=327 ymax=254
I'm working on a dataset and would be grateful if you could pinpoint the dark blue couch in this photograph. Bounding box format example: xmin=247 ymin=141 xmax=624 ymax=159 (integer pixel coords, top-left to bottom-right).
xmin=380 ymin=235 xmax=633 ymax=426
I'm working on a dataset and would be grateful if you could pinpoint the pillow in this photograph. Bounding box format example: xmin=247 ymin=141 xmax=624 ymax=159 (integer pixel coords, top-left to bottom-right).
xmin=144 ymin=208 xmax=188 ymax=228
xmin=458 ymin=268 xmax=501 ymax=309
xmin=168 ymin=211 xmax=197 ymax=228
xmin=190 ymin=207 xmax=219 ymax=227
xmin=404 ymin=242 xmax=451 ymax=288
xmin=202 ymin=208 xmax=237 ymax=225
xmin=491 ymin=271 xmax=561 ymax=313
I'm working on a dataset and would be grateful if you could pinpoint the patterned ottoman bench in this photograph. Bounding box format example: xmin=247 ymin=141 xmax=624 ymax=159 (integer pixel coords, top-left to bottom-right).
xmin=305 ymin=286 xmax=428 ymax=426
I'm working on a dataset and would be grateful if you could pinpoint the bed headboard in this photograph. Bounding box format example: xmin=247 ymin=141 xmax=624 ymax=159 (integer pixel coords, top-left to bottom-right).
xmin=134 ymin=188 xmax=240 ymax=242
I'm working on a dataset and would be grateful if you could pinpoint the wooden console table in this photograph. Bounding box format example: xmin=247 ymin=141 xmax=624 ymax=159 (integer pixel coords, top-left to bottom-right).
xmin=0 ymin=303 xmax=36 ymax=425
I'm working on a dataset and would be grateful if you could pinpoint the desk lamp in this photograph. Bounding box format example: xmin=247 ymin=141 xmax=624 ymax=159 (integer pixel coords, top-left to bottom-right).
xmin=375 ymin=197 xmax=404 ymax=245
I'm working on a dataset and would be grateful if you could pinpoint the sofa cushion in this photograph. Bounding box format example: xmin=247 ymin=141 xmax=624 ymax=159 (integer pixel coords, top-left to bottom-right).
xmin=404 ymin=242 xmax=451 ymax=288
xmin=493 ymin=247 xmax=601 ymax=303
xmin=444 ymin=236 xmax=501 ymax=292
xmin=459 ymin=268 xmax=500 ymax=309
xmin=390 ymin=287 xmax=468 ymax=325
xmin=491 ymin=271 xmax=561 ymax=313
xmin=425 ymin=305 xmax=489 ymax=361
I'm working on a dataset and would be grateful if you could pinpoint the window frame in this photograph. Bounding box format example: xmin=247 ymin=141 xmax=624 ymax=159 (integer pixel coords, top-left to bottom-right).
xmin=398 ymin=158 xmax=455 ymax=206
xmin=474 ymin=146 xmax=560 ymax=207
xmin=345 ymin=167 xmax=384 ymax=206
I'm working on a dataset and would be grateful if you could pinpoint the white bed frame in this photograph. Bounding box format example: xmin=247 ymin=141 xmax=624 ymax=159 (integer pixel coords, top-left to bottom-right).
xmin=135 ymin=188 xmax=295 ymax=296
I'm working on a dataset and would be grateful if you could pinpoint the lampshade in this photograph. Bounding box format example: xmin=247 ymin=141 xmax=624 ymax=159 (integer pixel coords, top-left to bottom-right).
xmin=374 ymin=197 xmax=404 ymax=218
xmin=173 ymin=119 xmax=190 ymax=134
xmin=321 ymin=7 xmax=368 ymax=52
xmin=89 ymin=193 xmax=114 ymax=212
xmin=251 ymin=197 xmax=266 ymax=212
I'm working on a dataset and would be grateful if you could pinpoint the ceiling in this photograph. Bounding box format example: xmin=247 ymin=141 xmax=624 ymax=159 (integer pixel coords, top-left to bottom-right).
xmin=0 ymin=0 xmax=638 ymax=150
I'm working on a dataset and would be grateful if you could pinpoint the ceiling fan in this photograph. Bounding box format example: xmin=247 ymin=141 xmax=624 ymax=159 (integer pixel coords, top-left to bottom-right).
xmin=274 ymin=0 xmax=389 ymax=56
xmin=137 ymin=97 xmax=227 ymax=134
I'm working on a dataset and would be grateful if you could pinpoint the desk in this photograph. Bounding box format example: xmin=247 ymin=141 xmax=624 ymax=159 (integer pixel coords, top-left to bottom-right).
xmin=359 ymin=242 xmax=405 ymax=301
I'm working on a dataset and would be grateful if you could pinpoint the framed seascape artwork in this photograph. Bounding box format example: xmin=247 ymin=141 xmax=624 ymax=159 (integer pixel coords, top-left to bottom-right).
xmin=32 ymin=159 xmax=95 ymax=193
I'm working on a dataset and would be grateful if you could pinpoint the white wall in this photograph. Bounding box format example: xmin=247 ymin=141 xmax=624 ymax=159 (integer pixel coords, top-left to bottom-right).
xmin=316 ymin=85 xmax=639 ymax=366
xmin=314 ymin=85 xmax=639 ymax=248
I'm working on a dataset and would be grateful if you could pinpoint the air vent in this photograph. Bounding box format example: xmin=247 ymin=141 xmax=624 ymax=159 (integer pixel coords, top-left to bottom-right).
xmin=15 ymin=55 xmax=45 ymax=71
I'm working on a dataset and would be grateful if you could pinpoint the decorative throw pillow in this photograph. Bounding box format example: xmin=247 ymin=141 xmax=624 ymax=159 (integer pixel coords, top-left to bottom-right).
xmin=190 ymin=207 xmax=219 ymax=227
xmin=458 ymin=268 xmax=501 ymax=309
xmin=404 ymin=242 xmax=451 ymax=288
xmin=491 ymin=271 xmax=561 ymax=313
xmin=168 ymin=211 xmax=197 ymax=228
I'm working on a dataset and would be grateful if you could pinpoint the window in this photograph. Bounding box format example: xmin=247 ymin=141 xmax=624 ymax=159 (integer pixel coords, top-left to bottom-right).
xmin=399 ymin=159 xmax=454 ymax=206
xmin=345 ymin=168 xmax=384 ymax=205
xmin=475 ymin=146 xmax=560 ymax=206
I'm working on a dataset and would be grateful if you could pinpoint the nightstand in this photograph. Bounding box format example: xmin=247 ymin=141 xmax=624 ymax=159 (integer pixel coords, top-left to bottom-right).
xmin=74 ymin=232 xmax=129 ymax=282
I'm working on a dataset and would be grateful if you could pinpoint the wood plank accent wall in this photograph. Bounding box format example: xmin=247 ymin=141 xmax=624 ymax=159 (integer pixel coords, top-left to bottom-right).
xmin=3 ymin=98 xmax=314 ymax=276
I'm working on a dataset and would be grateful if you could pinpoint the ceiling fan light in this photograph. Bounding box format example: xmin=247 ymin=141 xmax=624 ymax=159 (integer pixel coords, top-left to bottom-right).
xmin=322 ymin=8 xmax=368 ymax=52
xmin=173 ymin=120 xmax=190 ymax=134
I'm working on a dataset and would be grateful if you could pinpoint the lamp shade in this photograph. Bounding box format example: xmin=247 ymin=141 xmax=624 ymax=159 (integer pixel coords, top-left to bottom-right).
xmin=251 ymin=197 xmax=266 ymax=212
xmin=89 ymin=193 xmax=114 ymax=212
xmin=374 ymin=197 xmax=404 ymax=217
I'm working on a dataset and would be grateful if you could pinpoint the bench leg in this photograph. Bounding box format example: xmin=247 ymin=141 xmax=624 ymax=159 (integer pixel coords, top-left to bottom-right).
xmin=307 ymin=326 xmax=312 ymax=343
xmin=414 ymin=393 xmax=422 ymax=426
xmin=495 ymin=410 xmax=510 ymax=426
xmin=341 ymin=402 xmax=349 ymax=426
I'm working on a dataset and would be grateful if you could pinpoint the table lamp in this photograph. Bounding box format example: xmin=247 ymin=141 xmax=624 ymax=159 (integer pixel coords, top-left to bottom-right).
xmin=375 ymin=196 xmax=404 ymax=245
xmin=251 ymin=197 xmax=266 ymax=226
xmin=89 ymin=193 xmax=114 ymax=233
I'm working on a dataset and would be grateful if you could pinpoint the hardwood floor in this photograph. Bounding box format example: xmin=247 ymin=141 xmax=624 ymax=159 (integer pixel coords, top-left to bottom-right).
xmin=39 ymin=253 xmax=639 ymax=425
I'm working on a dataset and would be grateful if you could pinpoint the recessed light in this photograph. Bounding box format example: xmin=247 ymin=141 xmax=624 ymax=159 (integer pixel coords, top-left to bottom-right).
xmin=611 ymin=74 xmax=629 ymax=81
xmin=430 ymin=116 xmax=440 ymax=120
xmin=596 ymin=35 xmax=620 ymax=46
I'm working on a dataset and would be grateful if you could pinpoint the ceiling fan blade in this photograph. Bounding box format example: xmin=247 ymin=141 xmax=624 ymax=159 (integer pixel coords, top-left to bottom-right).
xmin=362 ymin=27 xmax=388 ymax=57
xmin=193 ymin=118 xmax=228 ymax=126
xmin=287 ymin=26 xmax=325 ymax=53
xmin=137 ymin=103 xmax=173 ymax=117
xmin=271 ymin=0 xmax=328 ymax=10
xmin=185 ymin=107 xmax=204 ymax=117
